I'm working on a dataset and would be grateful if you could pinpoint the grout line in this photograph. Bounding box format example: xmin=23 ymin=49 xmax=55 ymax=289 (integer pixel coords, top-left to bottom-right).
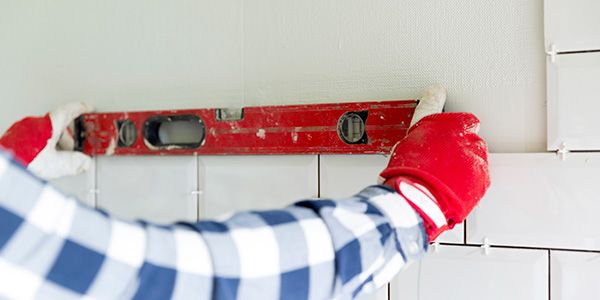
xmin=387 ymin=283 xmax=390 ymax=300
xmin=490 ymin=244 xmax=600 ymax=253
xmin=388 ymin=282 xmax=392 ymax=300
xmin=548 ymin=250 xmax=551 ymax=300
xmin=195 ymin=154 xmax=200 ymax=222
xmin=197 ymin=154 xmax=206 ymax=220
xmin=241 ymin=0 xmax=245 ymax=109
xmin=437 ymin=242 xmax=600 ymax=253
xmin=556 ymin=49 xmax=600 ymax=55
xmin=436 ymin=243 xmax=480 ymax=248
xmin=317 ymin=155 xmax=321 ymax=198
xmin=93 ymin=156 xmax=98 ymax=209
xmin=463 ymin=219 xmax=467 ymax=245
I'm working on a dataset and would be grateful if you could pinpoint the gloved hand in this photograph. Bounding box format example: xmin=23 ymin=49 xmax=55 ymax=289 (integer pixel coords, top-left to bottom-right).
xmin=378 ymin=85 xmax=490 ymax=241
xmin=0 ymin=102 xmax=94 ymax=180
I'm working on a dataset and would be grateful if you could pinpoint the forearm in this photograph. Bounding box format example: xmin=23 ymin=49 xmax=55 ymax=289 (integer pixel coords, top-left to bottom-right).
xmin=180 ymin=185 xmax=428 ymax=299
xmin=0 ymin=151 xmax=427 ymax=300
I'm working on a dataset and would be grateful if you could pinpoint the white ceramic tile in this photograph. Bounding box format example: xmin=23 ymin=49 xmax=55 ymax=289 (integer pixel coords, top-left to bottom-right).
xmin=320 ymin=155 xmax=389 ymax=199
xmin=390 ymin=245 xmax=548 ymax=300
xmin=97 ymin=156 xmax=197 ymax=224
xmin=468 ymin=153 xmax=600 ymax=251
xmin=50 ymin=157 xmax=95 ymax=208
xmin=320 ymin=155 xmax=463 ymax=244
xmin=551 ymin=250 xmax=600 ymax=300
xmin=545 ymin=0 xmax=600 ymax=52
xmin=547 ymin=52 xmax=600 ymax=151
xmin=200 ymin=155 xmax=318 ymax=219
xmin=367 ymin=284 xmax=388 ymax=300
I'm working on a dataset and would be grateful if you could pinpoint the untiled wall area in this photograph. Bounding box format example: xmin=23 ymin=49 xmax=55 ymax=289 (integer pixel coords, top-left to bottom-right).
xmin=51 ymin=152 xmax=600 ymax=300
xmin=0 ymin=0 xmax=546 ymax=153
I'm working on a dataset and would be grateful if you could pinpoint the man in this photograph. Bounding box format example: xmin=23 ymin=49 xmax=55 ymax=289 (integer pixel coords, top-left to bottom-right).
xmin=0 ymin=86 xmax=489 ymax=299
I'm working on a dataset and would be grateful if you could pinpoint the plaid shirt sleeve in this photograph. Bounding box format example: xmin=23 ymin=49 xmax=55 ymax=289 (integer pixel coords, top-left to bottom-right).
xmin=0 ymin=151 xmax=428 ymax=300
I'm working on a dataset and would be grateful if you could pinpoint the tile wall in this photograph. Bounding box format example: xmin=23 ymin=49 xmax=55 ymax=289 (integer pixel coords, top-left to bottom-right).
xmin=51 ymin=153 xmax=600 ymax=299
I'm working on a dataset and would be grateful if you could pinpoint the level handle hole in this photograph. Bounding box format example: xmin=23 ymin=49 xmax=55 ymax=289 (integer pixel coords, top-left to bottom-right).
xmin=144 ymin=115 xmax=205 ymax=150
xmin=338 ymin=111 xmax=369 ymax=145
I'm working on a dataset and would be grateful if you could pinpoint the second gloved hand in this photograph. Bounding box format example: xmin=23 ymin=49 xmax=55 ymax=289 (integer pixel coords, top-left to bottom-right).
xmin=379 ymin=86 xmax=491 ymax=241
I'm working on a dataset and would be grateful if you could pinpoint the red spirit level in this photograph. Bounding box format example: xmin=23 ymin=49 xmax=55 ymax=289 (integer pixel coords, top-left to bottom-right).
xmin=74 ymin=100 xmax=417 ymax=156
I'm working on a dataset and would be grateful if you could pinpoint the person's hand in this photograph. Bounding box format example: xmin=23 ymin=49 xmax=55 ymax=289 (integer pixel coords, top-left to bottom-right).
xmin=378 ymin=85 xmax=490 ymax=241
xmin=0 ymin=102 xmax=94 ymax=180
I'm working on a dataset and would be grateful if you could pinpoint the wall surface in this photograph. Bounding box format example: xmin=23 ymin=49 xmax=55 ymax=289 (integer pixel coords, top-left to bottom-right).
xmin=0 ymin=0 xmax=546 ymax=152
xmin=4 ymin=1 xmax=587 ymax=300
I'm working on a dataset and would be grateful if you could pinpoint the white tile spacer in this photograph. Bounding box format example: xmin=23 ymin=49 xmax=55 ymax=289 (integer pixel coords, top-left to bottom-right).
xmin=481 ymin=237 xmax=491 ymax=255
xmin=432 ymin=240 xmax=440 ymax=253
xmin=88 ymin=189 xmax=99 ymax=194
xmin=191 ymin=191 xmax=203 ymax=195
xmin=546 ymin=43 xmax=557 ymax=63
xmin=557 ymin=142 xmax=569 ymax=161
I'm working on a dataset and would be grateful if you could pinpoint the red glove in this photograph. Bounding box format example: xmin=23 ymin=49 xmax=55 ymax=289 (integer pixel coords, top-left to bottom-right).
xmin=0 ymin=103 xmax=94 ymax=180
xmin=379 ymin=87 xmax=490 ymax=241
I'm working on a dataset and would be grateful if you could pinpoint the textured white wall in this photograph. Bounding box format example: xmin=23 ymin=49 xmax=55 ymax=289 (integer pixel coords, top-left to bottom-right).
xmin=0 ymin=0 xmax=546 ymax=152
xmin=0 ymin=3 xmax=560 ymax=299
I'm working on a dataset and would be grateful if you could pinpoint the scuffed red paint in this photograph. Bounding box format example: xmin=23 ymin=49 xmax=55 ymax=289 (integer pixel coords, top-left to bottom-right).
xmin=78 ymin=100 xmax=417 ymax=156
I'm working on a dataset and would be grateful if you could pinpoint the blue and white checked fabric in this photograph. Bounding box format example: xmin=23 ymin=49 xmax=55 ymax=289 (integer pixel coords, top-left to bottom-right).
xmin=0 ymin=150 xmax=428 ymax=300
